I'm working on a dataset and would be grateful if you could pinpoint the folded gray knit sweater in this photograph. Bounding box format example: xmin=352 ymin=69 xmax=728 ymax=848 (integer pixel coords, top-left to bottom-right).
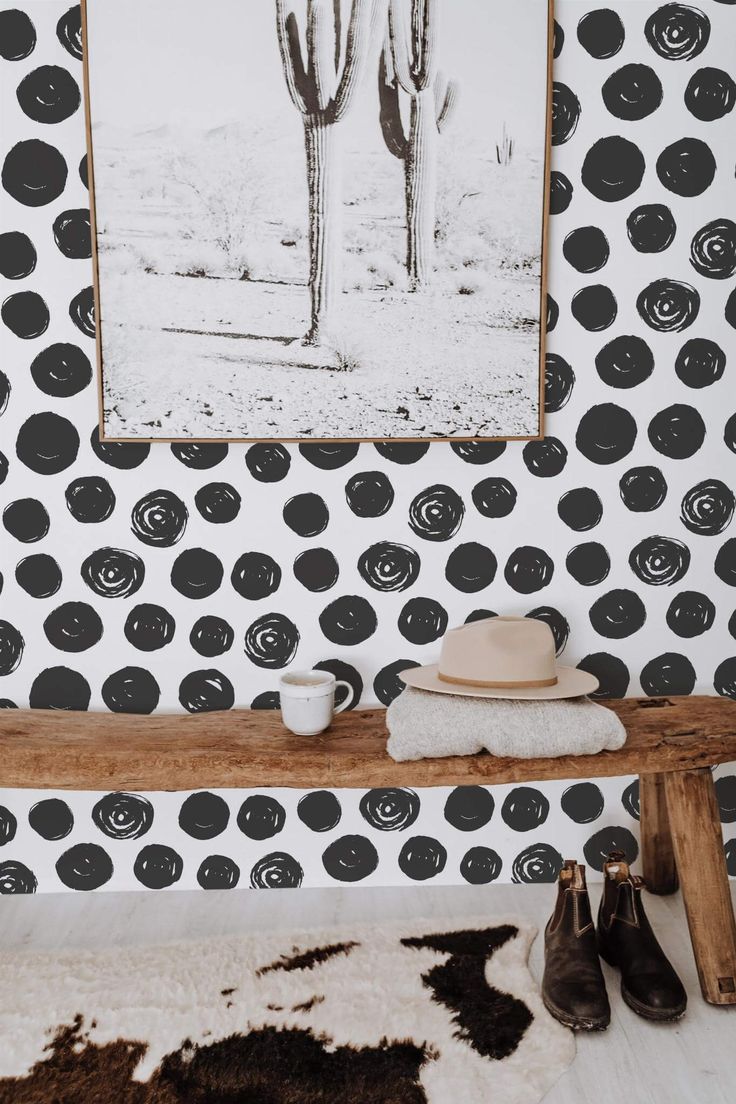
xmin=386 ymin=686 xmax=626 ymax=762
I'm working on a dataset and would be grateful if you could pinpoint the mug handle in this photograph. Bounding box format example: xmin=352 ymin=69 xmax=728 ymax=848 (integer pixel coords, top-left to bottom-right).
xmin=333 ymin=679 xmax=353 ymax=713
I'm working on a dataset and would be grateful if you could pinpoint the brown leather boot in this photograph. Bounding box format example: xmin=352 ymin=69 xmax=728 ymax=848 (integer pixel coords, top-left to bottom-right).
xmin=542 ymin=860 xmax=610 ymax=1030
xmin=597 ymin=851 xmax=687 ymax=1022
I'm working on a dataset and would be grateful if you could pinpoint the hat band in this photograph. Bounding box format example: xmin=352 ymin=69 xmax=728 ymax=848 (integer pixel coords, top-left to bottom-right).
xmin=437 ymin=672 xmax=559 ymax=689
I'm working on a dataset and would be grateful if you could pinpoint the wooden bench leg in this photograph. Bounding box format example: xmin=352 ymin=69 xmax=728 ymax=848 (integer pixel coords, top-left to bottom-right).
xmin=640 ymin=773 xmax=678 ymax=895
xmin=664 ymin=767 xmax=736 ymax=1005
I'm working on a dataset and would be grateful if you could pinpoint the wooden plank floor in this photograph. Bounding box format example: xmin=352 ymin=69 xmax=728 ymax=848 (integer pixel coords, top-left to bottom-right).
xmin=2 ymin=882 xmax=734 ymax=1103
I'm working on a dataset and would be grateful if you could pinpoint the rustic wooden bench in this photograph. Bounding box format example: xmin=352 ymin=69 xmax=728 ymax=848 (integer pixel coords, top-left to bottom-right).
xmin=1 ymin=695 xmax=735 ymax=1006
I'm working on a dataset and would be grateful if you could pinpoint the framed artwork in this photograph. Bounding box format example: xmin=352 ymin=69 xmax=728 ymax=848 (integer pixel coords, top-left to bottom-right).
xmin=83 ymin=0 xmax=552 ymax=442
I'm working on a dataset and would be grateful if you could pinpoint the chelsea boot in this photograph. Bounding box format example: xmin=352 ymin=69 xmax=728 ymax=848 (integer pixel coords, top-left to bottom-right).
xmin=597 ymin=850 xmax=687 ymax=1022
xmin=542 ymin=859 xmax=611 ymax=1031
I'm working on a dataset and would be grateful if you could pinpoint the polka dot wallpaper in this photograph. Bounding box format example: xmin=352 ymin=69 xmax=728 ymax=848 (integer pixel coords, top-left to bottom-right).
xmin=1 ymin=1 xmax=735 ymax=892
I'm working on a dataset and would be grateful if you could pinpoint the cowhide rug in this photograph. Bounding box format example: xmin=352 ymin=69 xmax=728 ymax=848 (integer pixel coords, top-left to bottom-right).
xmin=0 ymin=918 xmax=574 ymax=1104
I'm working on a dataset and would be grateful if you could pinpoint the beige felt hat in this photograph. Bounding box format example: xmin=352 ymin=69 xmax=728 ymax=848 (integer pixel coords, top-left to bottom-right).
xmin=400 ymin=615 xmax=599 ymax=700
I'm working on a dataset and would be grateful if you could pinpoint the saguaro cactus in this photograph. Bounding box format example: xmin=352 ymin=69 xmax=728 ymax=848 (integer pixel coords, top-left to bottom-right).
xmin=379 ymin=0 xmax=457 ymax=289
xmin=276 ymin=0 xmax=383 ymax=344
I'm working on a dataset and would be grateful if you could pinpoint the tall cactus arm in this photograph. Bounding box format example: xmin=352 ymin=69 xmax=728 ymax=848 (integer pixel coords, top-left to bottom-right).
xmin=276 ymin=1 xmax=311 ymax=114
xmin=378 ymin=42 xmax=408 ymax=159
xmin=387 ymin=0 xmax=415 ymax=93
xmin=333 ymin=0 xmax=342 ymax=71
xmin=334 ymin=0 xmax=386 ymax=120
xmin=308 ymin=0 xmax=340 ymax=111
xmin=435 ymin=74 xmax=458 ymax=133
xmin=411 ymin=0 xmax=438 ymax=90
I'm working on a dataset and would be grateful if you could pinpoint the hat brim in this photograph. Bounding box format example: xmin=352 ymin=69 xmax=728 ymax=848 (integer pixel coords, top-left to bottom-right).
xmin=399 ymin=663 xmax=599 ymax=700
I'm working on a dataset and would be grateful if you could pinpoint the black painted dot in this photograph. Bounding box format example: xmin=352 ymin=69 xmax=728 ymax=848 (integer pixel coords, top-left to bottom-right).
xmin=595 ymin=335 xmax=654 ymax=389
xmin=360 ymin=788 xmax=420 ymax=831
xmin=502 ymin=787 xmax=549 ymax=832
xmin=408 ymin=485 xmax=464 ymax=542
xmin=553 ymin=19 xmax=564 ymax=57
xmin=398 ymin=596 xmax=448 ymax=644
xmin=231 ymin=552 xmax=281 ymax=600
xmin=460 ymin=847 xmax=502 ymax=885
xmin=557 ymin=487 xmax=602 ymax=531
xmin=30 ymin=666 xmax=90 ymax=710
xmin=15 ymin=554 xmax=61 ymax=598
xmin=581 ymin=136 xmax=645 ymax=202
xmin=124 ymin=604 xmax=175 ymax=652
xmin=638 ymin=279 xmax=700 ymax=333
xmin=576 ymin=404 xmax=637 ymax=465
xmin=92 ymin=792 xmax=153 ymax=840
xmin=2 ymin=140 xmax=67 ymax=206
xmin=56 ymin=4 xmax=82 ymax=59
xmin=294 ymin=547 xmax=339 ymax=592
xmin=527 ymin=607 xmax=569 ymax=655
xmin=82 ymin=547 xmax=145 ymax=599
xmin=589 ymin=589 xmax=647 ymax=638
xmin=57 ymin=843 xmax=113 ymax=891
xmin=65 ymin=476 xmax=115 ymax=524
xmin=675 ymin=338 xmax=725 ymax=389
xmin=0 ymin=230 xmax=36 ymax=278
xmin=445 ymin=542 xmax=497 ymax=592
xmin=648 ymin=404 xmax=705 ymax=459
xmin=563 ymin=226 xmax=609 ymax=273
xmin=549 ymin=171 xmax=573 ymax=215
xmin=79 ymin=154 xmax=87 ymax=188
xmin=134 ymin=845 xmax=182 ymax=890
xmin=681 ymin=479 xmax=734 ymax=536
xmin=577 ymin=652 xmax=630 ymax=698
xmin=244 ymin=612 xmax=300 ymax=668
xmin=715 ymin=776 xmax=736 ymax=823
xmin=178 ymin=792 xmax=230 ymax=839
xmin=583 ymin=826 xmax=638 ymax=872
xmin=450 ymin=441 xmax=506 ymax=465
xmin=444 ymin=787 xmax=494 ymax=831
xmin=629 ymin=535 xmax=691 ymax=586
xmin=0 ymin=805 xmax=17 ymax=846
xmin=250 ymin=852 xmax=303 ymax=888
xmin=102 ymin=667 xmax=160 ymax=714
xmin=170 ymin=548 xmax=223 ymax=599
xmin=0 ymin=621 xmax=23 ymax=676
xmin=621 ymin=779 xmax=640 ymax=820
xmin=577 ymin=8 xmax=625 ymax=58
xmin=642 ymin=652 xmax=697 ymax=696
xmin=523 ymin=437 xmax=567 ymax=478
xmin=512 ymin=844 xmax=563 ymax=884
xmin=0 ymin=8 xmax=36 ymax=60
xmin=0 ymin=452 xmax=7 ymax=485
xmin=345 ymin=471 xmax=394 ymax=518
xmin=28 ymin=346 xmax=90 ymax=399
xmin=178 ymin=669 xmax=234 ymax=713
xmin=298 ymin=442 xmax=358 ymax=469
xmin=69 ymin=285 xmax=95 ymax=336
xmin=298 ymin=791 xmax=342 ymax=832
xmin=715 ymin=658 xmax=736 ymax=699
xmin=319 ymin=595 xmax=376 ymax=646
xmin=239 ymin=794 xmax=284 ymax=834
xmin=373 ymin=441 xmax=429 ymax=464
xmin=373 ymin=659 xmax=419 ymax=706
xmin=545 ymin=355 xmax=575 ymax=413
xmin=283 ymin=493 xmax=328 ymax=537
xmin=504 ymin=546 xmax=554 ymax=594
xmin=561 ymin=782 xmax=604 ymax=824
xmin=726 ymin=413 xmax=736 ymax=454
xmin=728 ymin=289 xmax=736 ymax=331
xmin=627 ymin=204 xmax=676 ymax=254
xmin=2 ymin=290 xmax=49 ymax=339
xmin=28 ymin=798 xmax=73 ymax=840
xmin=245 ymin=443 xmax=291 ymax=482
xmin=197 ymin=855 xmax=240 ymax=890
xmin=91 ymin=427 xmax=150 ymax=469
xmin=551 ymin=82 xmax=581 ymax=145
xmin=571 ymin=284 xmax=617 ymax=331
xmin=645 ymin=3 xmax=710 ymax=61
xmin=566 ymin=541 xmax=611 ymax=586
xmin=398 ymin=836 xmax=447 ymax=881
xmin=313 ymin=659 xmax=362 ymax=711
xmin=602 ymin=64 xmax=662 ymax=121
xmin=690 ymin=219 xmax=736 ymax=281
xmin=323 ymin=834 xmax=378 ymax=882
xmin=189 ymin=615 xmax=233 ymax=657
xmin=3 ymin=497 xmax=49 ymax=542
xmin=471 ymin=477 xmax=517 ymax=520
xmin=16 ymin=64 xmax=79 ymax=124
xmin=0 ymin=370 xmax=8 ymax=415
xmin=547 ymin=294 xmax=559 ymax=332
xmin=16 ymin=412 xmax=79 ymax=474
xmin=667 ymin=591 xmax=715 ymax=638
xmin=685 ymin=66 xmax=736 ymax=121
xmin=0 ymin=860 xmax=37 ymax=894
xmin=727 ymin=841 xmax=736 ymax=877
xmin=358 ymin=541 xmax=419 ymax=592
xmin=171 ymin=442 xmax=228 ymax=470
xmin=194 ymin=483 xmax=241 ymax=524
xmin=656 ymin=138 xmax=716 ymax=198
xmin=715 ymin=540 xmax=736 ymax=587
xmin=619 ymin=466 xmax=667 ymax=513
xmin=44 ymin=601 xmax=103 ymax=652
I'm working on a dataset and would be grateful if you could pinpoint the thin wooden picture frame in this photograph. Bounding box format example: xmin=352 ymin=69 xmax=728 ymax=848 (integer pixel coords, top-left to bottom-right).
xmin=82 ymin=0 xmax=553 ymax=444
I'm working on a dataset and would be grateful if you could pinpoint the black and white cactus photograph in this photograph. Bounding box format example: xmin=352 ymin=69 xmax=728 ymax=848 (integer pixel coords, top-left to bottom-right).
xmin=85 ymin=0 xmax=551 ymax=440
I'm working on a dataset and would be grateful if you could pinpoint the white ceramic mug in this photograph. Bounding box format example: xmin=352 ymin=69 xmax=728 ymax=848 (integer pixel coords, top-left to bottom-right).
xmin=279 ymin=669 xmax=347 ymax=736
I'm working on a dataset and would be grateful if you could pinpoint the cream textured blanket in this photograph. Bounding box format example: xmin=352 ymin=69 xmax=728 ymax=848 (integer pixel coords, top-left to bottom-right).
xmin=386 ymin=686 xmax=627 ymax=762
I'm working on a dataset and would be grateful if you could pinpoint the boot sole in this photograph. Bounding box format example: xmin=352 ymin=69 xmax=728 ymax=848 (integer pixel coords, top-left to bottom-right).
xmin=598 ymin=945 xmax=687 ymax=1022
xmin=542 ymin=991 xmax=610 ymax=1032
